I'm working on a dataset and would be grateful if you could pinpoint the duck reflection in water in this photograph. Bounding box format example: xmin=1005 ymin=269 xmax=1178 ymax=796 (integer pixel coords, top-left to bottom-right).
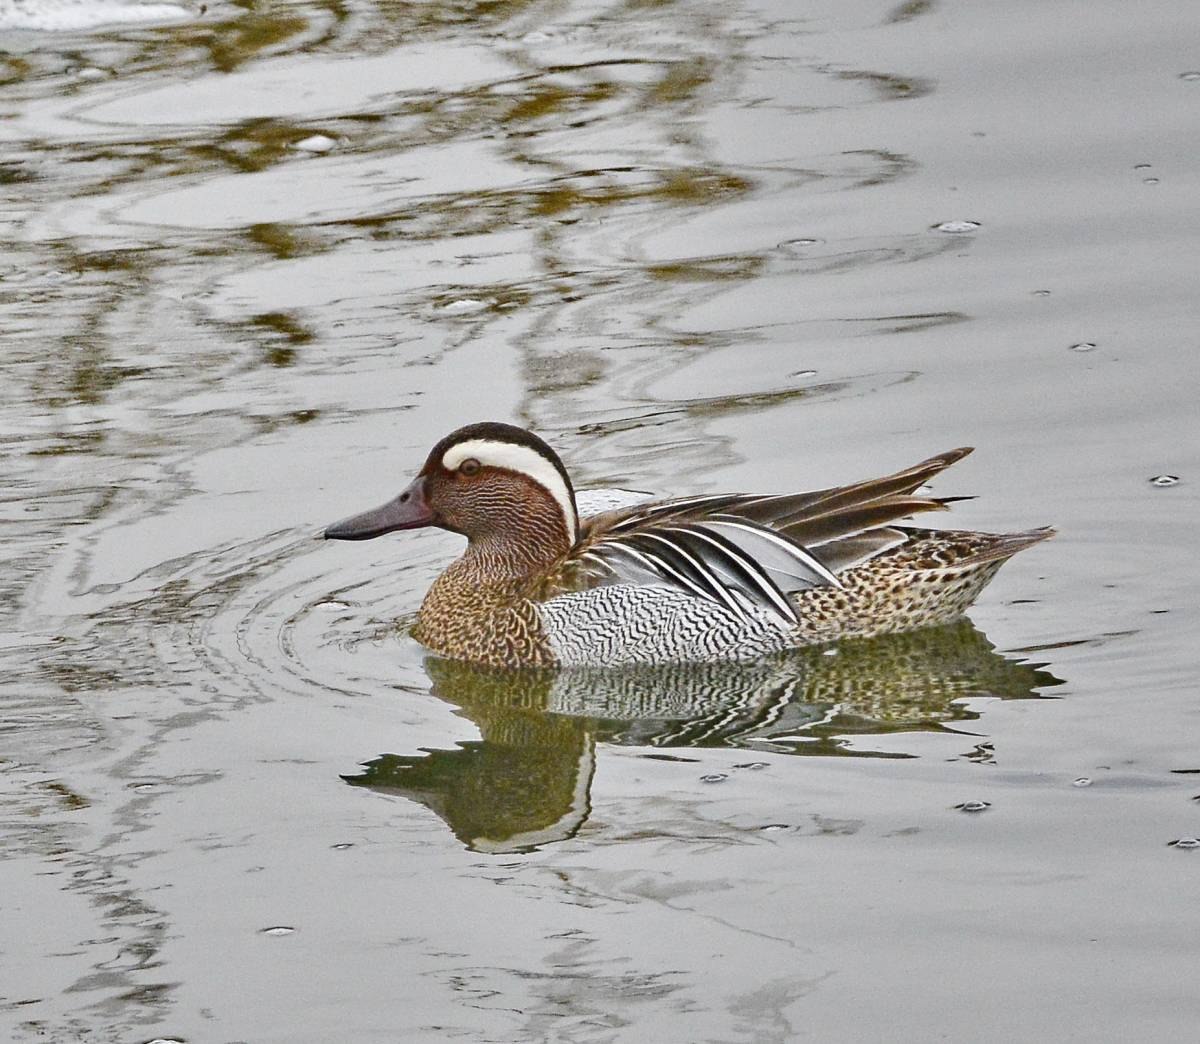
xmin=343 ymin=620 xmax=1061 ymax=853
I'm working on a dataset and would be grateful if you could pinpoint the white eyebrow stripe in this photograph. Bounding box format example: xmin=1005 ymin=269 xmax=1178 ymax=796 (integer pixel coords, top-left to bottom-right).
xmin=442 ymin=438 xmax=577 ymax=539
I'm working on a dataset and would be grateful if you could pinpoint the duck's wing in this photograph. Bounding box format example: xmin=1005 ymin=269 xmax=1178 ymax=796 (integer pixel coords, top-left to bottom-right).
xmin=723 ymin=446 xmax=974 ymax=572
xmin=720 ymin=447 xmax=971 ymax=528
xmin=570 ymin=515 xmax=816 ymax=628
xmin=572 ymin=448 xmax=975 ymax=621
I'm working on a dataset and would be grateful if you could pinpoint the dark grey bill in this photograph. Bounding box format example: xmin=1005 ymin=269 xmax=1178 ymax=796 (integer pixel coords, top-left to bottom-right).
xmin=323 ymin=476 xmax=435 ymax=540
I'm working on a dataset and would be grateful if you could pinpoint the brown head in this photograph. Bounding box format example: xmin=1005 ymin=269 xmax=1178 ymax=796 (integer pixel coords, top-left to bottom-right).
xmin=324 ymin=422 xmax=579 ymax=571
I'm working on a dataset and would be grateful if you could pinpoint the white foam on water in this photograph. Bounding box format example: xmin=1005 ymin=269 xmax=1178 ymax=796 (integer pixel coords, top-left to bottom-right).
xmin=0 ymin=0 xmax=192 ymax=32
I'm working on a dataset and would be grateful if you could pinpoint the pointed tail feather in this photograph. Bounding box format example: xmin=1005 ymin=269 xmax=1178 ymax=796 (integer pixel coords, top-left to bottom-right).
xmin=952 ymin=526 xmax=1056 ymax=567
xmin=776 ymin=495 xmax=952 ymax=547
xmin=733 ymin=447 xmax=974 ymax=528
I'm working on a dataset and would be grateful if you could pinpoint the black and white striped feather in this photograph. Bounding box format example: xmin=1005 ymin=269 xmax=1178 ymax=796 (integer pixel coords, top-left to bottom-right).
xmin=570 ymin=448 xmax=974 ymax=625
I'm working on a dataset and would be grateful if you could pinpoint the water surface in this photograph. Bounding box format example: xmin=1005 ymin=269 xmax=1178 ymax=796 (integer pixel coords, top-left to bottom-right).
xmin=3 ymin=0 xmax=1199 ymax=1040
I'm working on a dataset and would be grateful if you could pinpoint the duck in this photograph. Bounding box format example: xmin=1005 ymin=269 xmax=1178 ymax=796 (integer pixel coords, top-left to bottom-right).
xmin=323 ymin=421 xmax=1053 ymax=669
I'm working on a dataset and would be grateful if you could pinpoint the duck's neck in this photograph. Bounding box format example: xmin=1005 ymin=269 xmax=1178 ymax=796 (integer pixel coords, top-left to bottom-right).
xmin=452 ymin=516 xmax=573 ymax=591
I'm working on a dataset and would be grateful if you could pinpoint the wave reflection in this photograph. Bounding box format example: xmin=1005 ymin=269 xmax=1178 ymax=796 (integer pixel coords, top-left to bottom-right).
xmin=346 ymin=621 xmax=1061 ymax=852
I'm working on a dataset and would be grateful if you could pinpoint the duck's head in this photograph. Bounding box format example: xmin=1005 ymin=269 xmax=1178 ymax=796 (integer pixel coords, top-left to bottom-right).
xmin=323 ymin=422 xmax=579 ymax=552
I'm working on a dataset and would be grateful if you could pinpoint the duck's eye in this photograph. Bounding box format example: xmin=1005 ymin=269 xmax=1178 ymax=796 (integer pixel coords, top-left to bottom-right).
xmin=458 ymin=458 xmax=481 ymax=477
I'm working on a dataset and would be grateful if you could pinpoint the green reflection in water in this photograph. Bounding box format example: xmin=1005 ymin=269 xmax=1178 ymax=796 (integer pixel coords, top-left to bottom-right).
xmin=208 ymin=11 xmax=310 ymax=74
xmin=885 ymin=0 xmax=936 ymax=26
xmin=347 ymin=162 xmax=753 ymax=244
xmin=345 ymin=621 xmax=1062 ymax=852
xmin=0 ymin=56 xmax=30 ymax=87
xmin=506 ymin=85 xmax=573 ymax=124
xmin=245 ymin=310 xmax=315 ymax=367
xmin=0 ymin=161 xmax=36 ymax=185
xmin=201 ymin=118 xmax=331 ymax=173
xmin=647 ymin=57 xmax=715 ymax=105
xmin=246 ymin=222 xmax=325 ymax=260
xmin=836 ymin=69 xmax=933 ymax=102
xmin=646 ymin=255 xmax=764 ymax=282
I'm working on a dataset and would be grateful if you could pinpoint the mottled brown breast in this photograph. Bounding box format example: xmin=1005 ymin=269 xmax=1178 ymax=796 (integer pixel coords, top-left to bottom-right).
xmin=411 ymin=562 xmax=561 ymax=668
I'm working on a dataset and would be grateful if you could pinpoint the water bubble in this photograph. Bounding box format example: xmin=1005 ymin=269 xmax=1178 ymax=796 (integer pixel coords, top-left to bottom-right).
xmin=734 ymin=762 xmax=770 ymax=771
xmin=1142 ymin=177 xmax=1160 ymax=185
xmin=791 ymin=369 xmax=818 ymax=379
xmin=131 ymin=783 xmax=157 ymax=792
xmin=1133 ymin=163 xmax=1153 ymax=171
xmin=1072 ymin=777 xmax=1093 ymax=787
xmin=1167 ymin=837 xmax=1200 ymax=849
xmin=758 ymin=823 xmax=791 ymax=832
xmin=700 ymin=773 xmax=729 ymax=784
xmin=521 ymin=30 xmax=553 ymax=43
xmin=955 ymin=800 xmax=991 ymax=813
xmin=76 ymin=67 xmax=109 ymax=81
xmin=261 ymin=925 xmax=296 ymax=936
xmin=331 ymin=842 xmax=354 ymax=850
xmin=438 ymin=297 xmax=489 ymax=315
xmin=932 ymin=220 xmax=981 ymax=233
xmin=1149 ymin=475 xmax=1179 ymax=487
xmin=1031 ymin=289 xmax=1051 ymax=296
xmin=1069 ymin=342 xmax=1097 ymax=353
xmin=294 ymin=134 xmax=336 ymax=154
xmin=142 ymin=1038 xmax=187 ymax=1044
xmin=315 ymin=600 xmax=353 ymax=611
xmin=781 ymin=237 xmax=822 ymax=248
xmin=1179 ymin=71 xmax=1200 ymax=81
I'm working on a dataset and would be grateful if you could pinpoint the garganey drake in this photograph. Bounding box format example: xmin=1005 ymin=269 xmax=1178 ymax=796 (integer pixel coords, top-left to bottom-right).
xmin=324 ymin=422 xmax=1053 ymax=669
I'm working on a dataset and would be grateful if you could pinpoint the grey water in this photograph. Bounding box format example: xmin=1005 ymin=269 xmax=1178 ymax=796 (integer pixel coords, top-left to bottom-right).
xmin=2 ymin=0 xmax=1199 ymax=1040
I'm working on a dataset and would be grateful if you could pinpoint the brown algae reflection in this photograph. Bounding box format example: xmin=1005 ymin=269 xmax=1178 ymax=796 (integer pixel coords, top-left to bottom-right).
xmin=343 ymin=621 xmax=1061 ymax=853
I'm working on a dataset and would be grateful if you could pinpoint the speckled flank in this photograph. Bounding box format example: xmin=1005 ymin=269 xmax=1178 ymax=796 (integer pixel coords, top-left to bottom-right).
xmin=796 ymin=540 xmax=1012 ymax=648
xmin=792 ymin=528 xmax=1046 ymax=643
xmin=539 ymin=586 xmax=793 ymax=667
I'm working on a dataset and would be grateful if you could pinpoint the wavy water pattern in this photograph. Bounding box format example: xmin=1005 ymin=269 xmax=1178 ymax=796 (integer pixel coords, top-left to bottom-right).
xmin=3 ymin=0 xmax=1198 ymax=1040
